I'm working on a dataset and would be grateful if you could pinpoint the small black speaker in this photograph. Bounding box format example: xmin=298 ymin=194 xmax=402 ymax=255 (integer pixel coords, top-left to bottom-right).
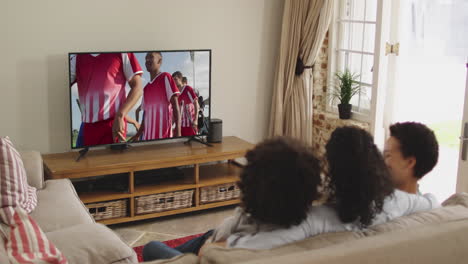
xmin=207 ymin=118 xmax=222 ymax=143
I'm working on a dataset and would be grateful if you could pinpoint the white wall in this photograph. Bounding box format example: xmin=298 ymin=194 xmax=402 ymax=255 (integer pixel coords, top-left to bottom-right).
xmin=0 ymin=0 xmax=284 ymax=153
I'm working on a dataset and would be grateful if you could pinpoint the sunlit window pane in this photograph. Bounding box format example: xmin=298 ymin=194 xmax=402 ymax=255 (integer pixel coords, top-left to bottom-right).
xmin=330 ymin=0 xmax=377 ymax=115
xmin=360 ymin=54 xmax=374 ymax=84
xmin=363 ymin=24 xmax=376 ymax=53
xmin=350 ymin=0 xmax=366 ymax=20
xmin=350 ymin=23 xmax=364 ymax=51
xmin=365 ymin=0 xmax=378 ymax=22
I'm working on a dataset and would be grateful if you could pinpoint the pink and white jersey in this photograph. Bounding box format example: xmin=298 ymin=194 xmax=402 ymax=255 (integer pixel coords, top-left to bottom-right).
xmin=142 ymin=72 xmax=180 ymax=140
xmin=179 ymin=85 xmax=198 ymax=128
xmin=70 ymin=53 xmax=143 ymax=123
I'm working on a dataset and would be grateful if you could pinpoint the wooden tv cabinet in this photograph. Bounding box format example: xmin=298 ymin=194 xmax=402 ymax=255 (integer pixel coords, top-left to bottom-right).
xmin=42 ymin=136 xmax=253 ymax=225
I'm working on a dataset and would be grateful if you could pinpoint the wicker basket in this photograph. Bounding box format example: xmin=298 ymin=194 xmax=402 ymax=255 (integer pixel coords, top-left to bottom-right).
xmin=200 ymin=182 xmax=240 ymax=204
xmin=135 ymin=189 xmax=194 ymax=215
xmin=86 ymin=199 xmax=128 ymax=221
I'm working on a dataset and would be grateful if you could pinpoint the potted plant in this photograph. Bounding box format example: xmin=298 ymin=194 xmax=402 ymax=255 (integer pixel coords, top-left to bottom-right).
xmin=330 ymin=69 xmax=361 ymax=119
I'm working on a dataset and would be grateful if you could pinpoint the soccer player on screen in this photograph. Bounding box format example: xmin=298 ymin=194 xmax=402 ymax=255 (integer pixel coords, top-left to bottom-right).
xmin=133 ymin=52 xmax=181 ymax=140
xmin=70 ymin=53 xmax=143 ymax=146
xmin=172 ymin=72 xmax=199 ymax=136
xmin=183 ymin=76 xmax=201 ymax=97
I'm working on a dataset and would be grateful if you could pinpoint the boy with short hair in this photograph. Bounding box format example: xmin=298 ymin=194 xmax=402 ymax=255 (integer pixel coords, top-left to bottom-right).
xmin=384 ymin=122 xmax=439 ymax=194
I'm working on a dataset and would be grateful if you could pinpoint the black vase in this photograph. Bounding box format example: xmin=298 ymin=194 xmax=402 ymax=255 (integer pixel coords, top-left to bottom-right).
xmin=338 ymin=104 xmax=352 ymax=119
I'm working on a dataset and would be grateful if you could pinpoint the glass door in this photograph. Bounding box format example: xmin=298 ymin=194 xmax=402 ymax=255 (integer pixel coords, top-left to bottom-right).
xmin=385 ymin=0 xmax=468 ymax=201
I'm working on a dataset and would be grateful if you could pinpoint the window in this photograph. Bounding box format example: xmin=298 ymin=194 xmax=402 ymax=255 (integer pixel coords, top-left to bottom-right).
xmin=328 ymin=0 xmax=378 ymax=120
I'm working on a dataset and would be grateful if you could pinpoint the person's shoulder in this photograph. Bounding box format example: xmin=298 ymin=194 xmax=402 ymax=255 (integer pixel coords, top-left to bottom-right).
xmin=306 ymin=205 xmax=339 ymax=221
xmin=143 ymin=81 xmax=152 ymax=88
xmin=304 ymin=204 xmax=346 ymax=233
xmin=392 ymin=189 xmax=435 ymax=200
xmin=385 ymin=189 xmax=409 ymax=204
xmin=391 ymin=189 xmax=404 ymax=198
xmin=390 ymin=189 xmax=440 ymax=208
xmin=151 ymin=72 xmax=171 ymax=84
xmin=161 ymin=72 xmax=172 ymax=78
xmin=421 ymin=192 xmax=440 ymax=207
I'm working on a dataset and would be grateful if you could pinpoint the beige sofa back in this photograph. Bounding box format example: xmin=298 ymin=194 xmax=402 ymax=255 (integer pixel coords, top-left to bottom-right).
xmin=20 ymin=150 xmax=45 ymax=189
xmin=201 ymin=193 xmax=468 ymax=264
xmin=239 ymin=219 xmax=468 ymax=264
xmin=200 ymin=231 xmax=363 ymax=264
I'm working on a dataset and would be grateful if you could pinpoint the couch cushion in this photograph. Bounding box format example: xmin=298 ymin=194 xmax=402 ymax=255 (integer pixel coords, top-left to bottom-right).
xmin=30 ymin=179 xmax=94 ymax=232
xmin=0 ymin=137 xmax=37 ymax=213
xmin=202 ymin=193 xmax=468 ymax=264
xmin=364 ymin=192 xmax=468 ymax=235
xmin=365 ymin=205 xmax=468 ymax=235
xmin=238 ymin=220 xmax=468 ymax=264
xmin=201 ymin=231 xmax=363 ymax=264
xmin=0 ymin=231 xmax=10 ymax=264
xmin=142 ymin=254 xmax=199 ymax=264
xmin=442 ymin=192 xmax=468 ymax=207
xmin=19 ymin=150 xmax=45 ymax=190
xmin=0 ymin=206 xmax=67 ymax=264
xmin=46 ymin=223 xmax=137 ymax=264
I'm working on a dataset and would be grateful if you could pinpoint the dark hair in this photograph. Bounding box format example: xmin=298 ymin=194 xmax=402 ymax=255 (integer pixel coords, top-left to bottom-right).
xmin=172 ymin=71 xmax=183 ymax=79
xmin=238 ymin=137 xmax=322 ymax=227
xmin=325 ymin=126 xmax=394 ymax=227
xmin=389 ymin=122 xmax=439 ymax=179
xmin=182 ymin=77 xmax=188 ymax=84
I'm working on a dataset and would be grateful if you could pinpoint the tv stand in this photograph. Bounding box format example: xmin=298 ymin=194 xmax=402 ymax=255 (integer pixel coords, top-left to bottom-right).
xmin=42 ymin=136 xmax=253 ymax=225
xmin=185 ymin=135 xmax=213 ymax=147
xmin=110 ymin=143 xmax=130 ymax=151
xmin=75 ymin=147 xmax=89 ymax=162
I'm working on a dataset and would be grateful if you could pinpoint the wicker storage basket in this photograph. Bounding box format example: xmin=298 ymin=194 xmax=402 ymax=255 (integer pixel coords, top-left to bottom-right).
xmin=135 ymin=189 xmax=194 ymax=215
xmin=200 ymin=182 xmax=240 ymax=204
xmin=86 ymin=199 xmax=128 ymax=220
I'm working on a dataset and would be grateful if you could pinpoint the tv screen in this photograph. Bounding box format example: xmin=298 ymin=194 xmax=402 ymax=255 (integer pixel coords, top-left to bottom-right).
xmin=69 ymin=50 xmax=211 ymax=149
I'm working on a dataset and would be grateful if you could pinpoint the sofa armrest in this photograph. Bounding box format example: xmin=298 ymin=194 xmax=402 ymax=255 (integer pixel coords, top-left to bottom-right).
xmin=19 ymin=151 xmax=45 ymax=190
xmin=46 ymin=223 xmax=138 ymax=264
xmin=442 ymin=192 xmax=468 ymax=208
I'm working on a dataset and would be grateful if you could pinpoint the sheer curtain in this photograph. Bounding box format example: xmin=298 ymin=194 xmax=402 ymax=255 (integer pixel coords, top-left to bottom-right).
xmin=269 ymin=0 xmax=334 ymax=144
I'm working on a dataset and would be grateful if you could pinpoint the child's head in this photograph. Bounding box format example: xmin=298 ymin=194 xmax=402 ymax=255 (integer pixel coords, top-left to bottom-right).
xmin=238 ymin=137 xmax=321 ymax=227
xmin=182 ymin=76 xmax=188 ymax=85
xmin=384 ymin=122 xmax=439 ymax=189
xmin=325 ymin=126 xmax=394 ymax=227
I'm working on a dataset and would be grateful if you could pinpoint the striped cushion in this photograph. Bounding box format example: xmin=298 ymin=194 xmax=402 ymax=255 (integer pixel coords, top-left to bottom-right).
xmin=0 ymin=207 xmax=68 ymax=264
xmin=0 ymin=137 xmax=37 ymax=213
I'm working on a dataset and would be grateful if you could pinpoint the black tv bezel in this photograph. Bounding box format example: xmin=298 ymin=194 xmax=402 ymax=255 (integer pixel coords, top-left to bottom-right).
xmin=68 ymin=49 xmax=212 ymax=150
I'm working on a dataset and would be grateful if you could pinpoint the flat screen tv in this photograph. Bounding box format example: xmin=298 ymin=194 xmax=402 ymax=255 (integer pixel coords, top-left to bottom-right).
xmin=69 ymin=50 xmax=211 ymax=149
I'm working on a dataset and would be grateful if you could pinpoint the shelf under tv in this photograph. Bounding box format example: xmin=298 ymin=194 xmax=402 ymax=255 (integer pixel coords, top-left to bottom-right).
xmin=42 ymin=136 xmax=252 ymax=225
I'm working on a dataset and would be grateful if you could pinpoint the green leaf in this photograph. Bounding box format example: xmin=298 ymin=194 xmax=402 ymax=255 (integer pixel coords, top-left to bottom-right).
xmin=329 ymin=68 xmax=362 ymax=105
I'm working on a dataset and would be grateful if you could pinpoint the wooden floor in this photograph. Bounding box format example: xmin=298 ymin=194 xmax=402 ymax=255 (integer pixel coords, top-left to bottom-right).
xmin=110 ymin=205 xmax=236 ymax=247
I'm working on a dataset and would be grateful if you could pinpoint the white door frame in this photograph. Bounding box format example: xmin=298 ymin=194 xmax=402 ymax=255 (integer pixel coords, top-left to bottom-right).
xmin=456 ymin=62 xmax=468 ymax=193
xmin=370 ymin=0 xmax=392 ymax=148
